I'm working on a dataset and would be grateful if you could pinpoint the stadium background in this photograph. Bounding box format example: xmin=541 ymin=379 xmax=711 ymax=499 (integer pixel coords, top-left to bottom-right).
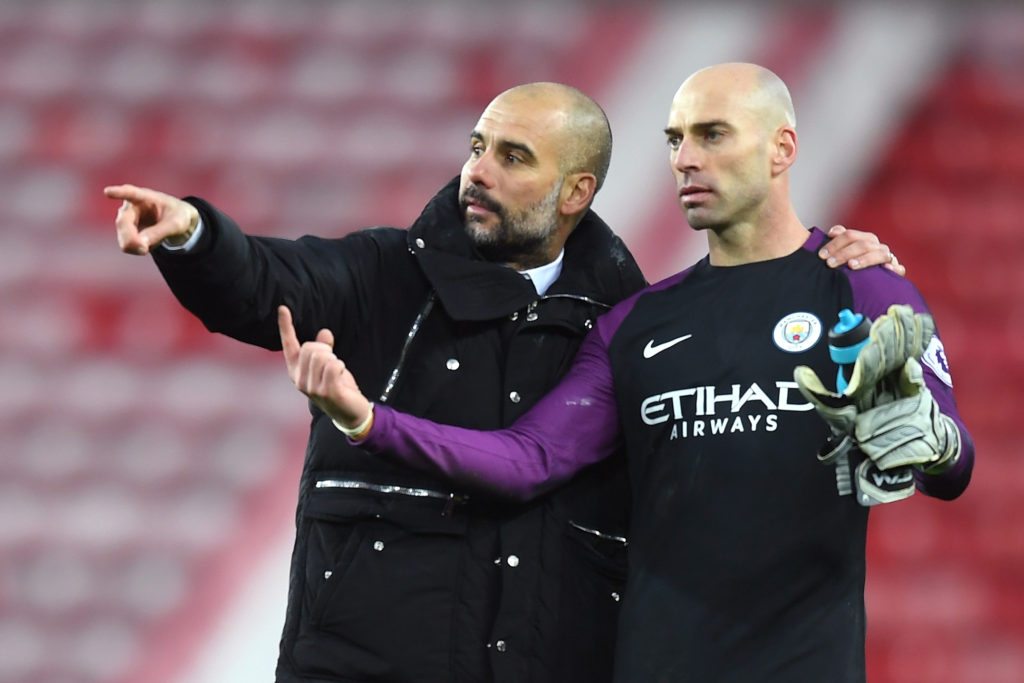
xmin=0 ymin=1 xmax=1021 ymax=681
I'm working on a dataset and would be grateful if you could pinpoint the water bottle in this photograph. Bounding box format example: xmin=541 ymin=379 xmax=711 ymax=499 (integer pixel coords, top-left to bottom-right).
xmin=820 ymin=309 xmax=870 ymax=497
xmin=828 ymin=309 xmax=871 ymax=393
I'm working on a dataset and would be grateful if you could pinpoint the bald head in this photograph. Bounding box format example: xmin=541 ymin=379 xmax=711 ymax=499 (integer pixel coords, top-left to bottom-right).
xmin=676 ymin=63 xmax=796 ymax=134
xmin=663 ymin=62 xmax=806 ymax=256
xmin=458 ymin=82 xmax=612 ymax=268
xmin=490 ymin=82 xmax=613 ymax=192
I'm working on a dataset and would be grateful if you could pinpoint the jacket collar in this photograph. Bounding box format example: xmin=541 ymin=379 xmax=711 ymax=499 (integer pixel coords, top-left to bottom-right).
xmin=408 ymin=177 xmax=630 ymax=321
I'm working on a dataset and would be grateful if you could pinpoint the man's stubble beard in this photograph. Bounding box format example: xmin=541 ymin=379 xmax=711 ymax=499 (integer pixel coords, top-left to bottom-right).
xmin=462 ymin=179 xmax=563 ymax=269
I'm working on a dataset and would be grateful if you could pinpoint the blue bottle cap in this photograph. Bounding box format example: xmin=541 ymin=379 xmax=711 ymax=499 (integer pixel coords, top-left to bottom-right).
xmin=832 ymin=309 xmax=864 ymax=335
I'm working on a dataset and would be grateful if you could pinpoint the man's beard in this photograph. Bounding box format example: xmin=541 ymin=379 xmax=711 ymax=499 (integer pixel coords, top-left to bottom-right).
xmin=460 ymin=180 xmax=562 ymax=268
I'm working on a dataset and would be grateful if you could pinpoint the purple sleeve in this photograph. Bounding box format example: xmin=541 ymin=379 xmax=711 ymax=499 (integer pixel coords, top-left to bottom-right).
xmin=357 ymin=326 xmax=624 ymax=502
xmin=848 ymin=267 xmax=975 ymax=499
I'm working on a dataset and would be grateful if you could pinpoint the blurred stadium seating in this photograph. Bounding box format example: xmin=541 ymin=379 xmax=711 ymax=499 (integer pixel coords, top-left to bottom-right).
xmin=837 ymin=12 xmax=1024 ymax=681
xmin=0 ymin=1 xmax=1020 ymax=682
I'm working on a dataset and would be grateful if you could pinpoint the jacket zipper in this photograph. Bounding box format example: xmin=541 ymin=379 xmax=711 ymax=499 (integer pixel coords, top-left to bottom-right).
xmin=315 ymin=478 xmax=469 ymax=516
xmin=569 ymin=520 xmax=628 ymax=546
xmin=539 ymin=293 xmax=613 ymax=310
xmin=379 ymin=291 xmax=436 ymax=403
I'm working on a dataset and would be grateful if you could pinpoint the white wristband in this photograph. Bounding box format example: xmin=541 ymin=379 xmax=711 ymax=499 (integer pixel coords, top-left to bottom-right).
xmin=333 ymin=403 xmax=374 ymax=439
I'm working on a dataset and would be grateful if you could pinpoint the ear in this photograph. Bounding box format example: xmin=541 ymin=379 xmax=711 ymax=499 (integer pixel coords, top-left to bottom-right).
xmin=770 ymin=126 xmax=798 ymax=176
xmin=559 ymin=173 xmax=598 ymax=216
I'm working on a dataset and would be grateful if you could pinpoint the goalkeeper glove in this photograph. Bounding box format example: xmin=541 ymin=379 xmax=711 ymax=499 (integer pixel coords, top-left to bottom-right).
xmin=794 ymin=305 xmax=941 ymax=506
xmin=793 ymin=304 xmax=937 ymax=462
xmin=855 ymin=356 xmax=961 ymax=474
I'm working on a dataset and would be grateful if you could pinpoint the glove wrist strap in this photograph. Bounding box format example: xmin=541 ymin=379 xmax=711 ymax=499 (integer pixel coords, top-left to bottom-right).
xmin=919 ymin=416 xmax=961 ymax=475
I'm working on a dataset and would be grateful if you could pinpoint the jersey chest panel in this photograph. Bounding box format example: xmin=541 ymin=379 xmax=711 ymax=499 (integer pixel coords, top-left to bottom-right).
xmin=606 ymin=254 xmax=860 ymax=564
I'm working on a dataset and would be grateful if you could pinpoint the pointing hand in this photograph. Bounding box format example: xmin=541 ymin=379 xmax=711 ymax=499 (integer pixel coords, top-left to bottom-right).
xmin=103 ymin=184 xmax=199 ymax=255
xmin=278 ymin=305 xmax=373 ymax=433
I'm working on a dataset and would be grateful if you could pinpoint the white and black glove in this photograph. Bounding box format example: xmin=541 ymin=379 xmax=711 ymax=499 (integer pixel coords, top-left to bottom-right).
xmin=793 ymin=305 xmax=941 ymax=505
xmin=855 ymin=356 xmax=961 ymax=474
xmin=793 ymin=305 xmax=936 ymax=464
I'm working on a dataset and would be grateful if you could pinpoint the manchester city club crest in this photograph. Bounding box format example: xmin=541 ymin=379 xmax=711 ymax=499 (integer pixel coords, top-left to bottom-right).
xmin=772 ymin=312 xmax=823 ymax=353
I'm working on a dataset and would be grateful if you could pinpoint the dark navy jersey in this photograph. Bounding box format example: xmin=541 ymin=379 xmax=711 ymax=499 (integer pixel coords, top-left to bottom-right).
xmin=363 ymin=228 xmax=974 ymax=682
xmin=604 ymin=233 xmax=872 ymax=682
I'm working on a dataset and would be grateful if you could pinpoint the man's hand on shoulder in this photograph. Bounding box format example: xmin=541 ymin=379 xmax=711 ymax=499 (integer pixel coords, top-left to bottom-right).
xmin=818 ymin=225 xmax=906 ymax=276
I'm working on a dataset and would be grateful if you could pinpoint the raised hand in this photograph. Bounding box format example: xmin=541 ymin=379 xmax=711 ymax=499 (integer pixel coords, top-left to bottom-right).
xmin=793 ymin=305 xmax=941 ymax=505
xmin=793 ymin=305 xmax=936 ymax=429
xmin=103 ymin=183 xmax=200 ymax=255
xmin=819 ymin=225 xmax=905 ymax=276
xmin=278 ymin=305 xmax=373 ymax=432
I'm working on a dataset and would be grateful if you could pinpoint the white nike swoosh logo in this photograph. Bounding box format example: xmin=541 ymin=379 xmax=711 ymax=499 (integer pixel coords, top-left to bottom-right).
xmin=643 ymin=334 xmax=693 ymax=359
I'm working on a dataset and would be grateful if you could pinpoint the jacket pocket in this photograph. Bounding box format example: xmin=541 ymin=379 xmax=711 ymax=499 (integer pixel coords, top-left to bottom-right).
xmin=547 ymin=521 xmax=629 ymax=683
xmin=566 ymin=520 xmax=628 ymax=578
xmin=292 ymin=480 xmax=471 ymax=682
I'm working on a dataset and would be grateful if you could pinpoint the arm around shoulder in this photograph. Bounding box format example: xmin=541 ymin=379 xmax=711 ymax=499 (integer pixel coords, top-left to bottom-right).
xmin=357 ymin=329 xmax=624 ymax=501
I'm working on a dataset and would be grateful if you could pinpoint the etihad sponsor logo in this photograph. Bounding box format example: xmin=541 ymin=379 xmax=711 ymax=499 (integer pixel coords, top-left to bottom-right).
xmin=665 ymin=413 xmax=779 ymax=439
xmin=641 ymin=380 xmax=814 ymax=441
xmin=772 ymin=312 xmax=822 ymax=353
xmin=641 ymin=381 xmax=813 ymax=424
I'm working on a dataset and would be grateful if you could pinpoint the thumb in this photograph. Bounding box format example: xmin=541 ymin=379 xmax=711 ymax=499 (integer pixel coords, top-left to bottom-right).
xmin=794 ymin=365 xmax=840 ymax=405
xmin=278 ymin=306 xmax=301 ymax=366
xmin=315 ymin=327 xmax=335 ymax=349
xmin=794 ymin=364 xmax=858 ymax=437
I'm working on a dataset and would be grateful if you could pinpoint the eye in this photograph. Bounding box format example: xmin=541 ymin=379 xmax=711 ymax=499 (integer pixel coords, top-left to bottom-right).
xmin=666 ymin=135 xmax=681 ymax=151
xmin=705 ymin=129 xmax=723 ymax=142
xmin=470 ymin=142 xmax=484 ymax=157
xmin=505 ymin=152 xmax=523 ymax=164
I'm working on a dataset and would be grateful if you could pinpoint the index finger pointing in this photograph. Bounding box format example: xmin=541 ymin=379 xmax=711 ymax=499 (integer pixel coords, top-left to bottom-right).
xmin=103 ymin=184 xmax=157 ymax=204
xmin=278 ymin=305 xmax=301 ymax=362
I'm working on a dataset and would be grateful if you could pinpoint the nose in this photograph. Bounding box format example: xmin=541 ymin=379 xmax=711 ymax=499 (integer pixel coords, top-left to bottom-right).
xmin=672 ymin=139 xmax=700 ymax=173
xmin=465 ymin=150 xmax=496 ymax=188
